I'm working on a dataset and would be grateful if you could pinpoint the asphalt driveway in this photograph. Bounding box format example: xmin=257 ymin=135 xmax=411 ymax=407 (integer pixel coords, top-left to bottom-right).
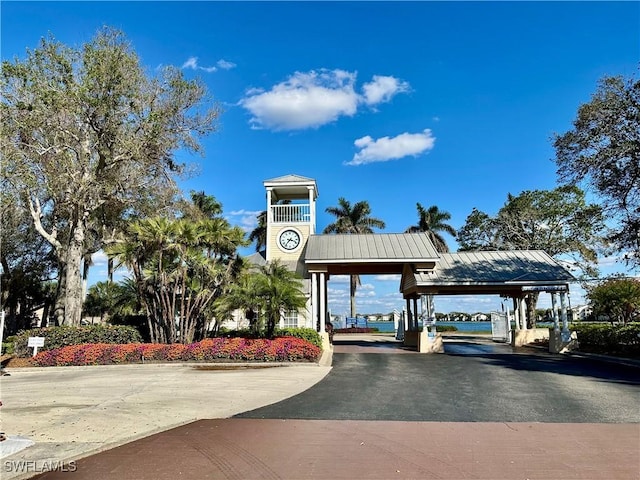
xmin=238 ymin=336 xmax=640 ymax=422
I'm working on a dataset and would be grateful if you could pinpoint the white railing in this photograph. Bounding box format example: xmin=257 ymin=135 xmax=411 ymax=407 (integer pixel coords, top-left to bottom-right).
xmin=271 ymin=204 xmax=311 ymax=223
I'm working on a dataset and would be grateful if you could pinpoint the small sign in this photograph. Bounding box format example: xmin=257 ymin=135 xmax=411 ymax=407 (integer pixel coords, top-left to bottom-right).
xmin=28 ymin=337 xmax=45 ymax=348
xmin=28 ymin=336 xmax=45 ymax=357
xmin=27 ymin=337 xmax=44 ymax=347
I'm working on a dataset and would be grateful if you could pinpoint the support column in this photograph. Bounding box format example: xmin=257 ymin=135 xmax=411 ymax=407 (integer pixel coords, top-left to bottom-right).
xmin=311 ymin=273 xmax=318 ymax=331
xmin=513 ymin=297 xmax=520 ymax=331
xmin=550 ymin=292 xmax=559 ymax=331
xmin=519 ymin=297 xmax=527 ymax=330
xmin=412 ymin=297 xmax=419 ymax=330
xmin=307 ymin=186 xmax=315 ymax=234
xmin=319 ymin=272 xmax=326 ymax=333
xmin=405 ymin=298 xmax=412 ymax=331
xmin=560 ymin=291 xmax=569 ymax=336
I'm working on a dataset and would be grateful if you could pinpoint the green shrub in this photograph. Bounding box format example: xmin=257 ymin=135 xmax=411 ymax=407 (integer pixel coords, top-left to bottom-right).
xmin=274 ymin=327 xmax=322 ymax=348
xmin=570 ymin=322 xmax=640 ymax=356
xmin=435 ymin=325 xmax=458 ymax=332
xmin=12 ymin=324 xmax=143 ymax=357
xmin=2 ymin=340 xmax=15 ymax=355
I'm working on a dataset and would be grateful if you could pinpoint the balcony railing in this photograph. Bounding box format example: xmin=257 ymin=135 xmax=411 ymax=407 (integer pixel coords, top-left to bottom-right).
xmin=271 ymin=204 xmax=310 ymax=223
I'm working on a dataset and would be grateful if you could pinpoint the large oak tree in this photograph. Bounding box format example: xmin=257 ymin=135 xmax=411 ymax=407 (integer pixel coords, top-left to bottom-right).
xmin=1 ymin=28 xmax=220 ymax=325
xmin=457 ymin=186 xmax=605 ymax=326
xmin=553 ymin=75 xmax=640 ymax=268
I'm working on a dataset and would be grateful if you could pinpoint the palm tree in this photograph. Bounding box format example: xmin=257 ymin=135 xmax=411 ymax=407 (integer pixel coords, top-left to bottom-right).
xmin=405 ymin=203 xmax=456 ymax=253
xmin=255 ymin=261 xmax=307 ymax=338
xmin=248 ymin=210 xmax=267 ymax=253
xmin=213 ymin=260 xmax=306 ymax=338
xmin=107 ymin=216 xmax=246 ymax=343
xmin=323 ymin=197 xmax=386 ymax=317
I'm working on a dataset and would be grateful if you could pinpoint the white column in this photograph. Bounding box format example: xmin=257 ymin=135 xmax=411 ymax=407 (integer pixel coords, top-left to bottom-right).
xmin=319 ymin=272 xmax=326 ymax=333
xmin=560 ymin=291 xmax=569 ymax=335
xmin=513 ymin=298 xmax=520 ymax=331
xmin=406 ymin=299 xmax=412 ymax=331
xmin=311 ymin=273 xmax=318 ymax=331
xmin=519 ymin=297 xmax=527 ymax=330
xmin=307 ymin=186 xmax=315 ymax=234
xmin=550 ymin=292 xmax=559 ymax=331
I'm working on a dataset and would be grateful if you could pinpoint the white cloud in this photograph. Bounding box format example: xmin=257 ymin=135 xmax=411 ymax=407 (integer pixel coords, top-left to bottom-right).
xmin=217 ymin=59 xmax=237 ymax=70
xmin=238 ymin=69 xmax=409 ymax=131
xmin=182 ymin=57 xmax=199 ymax=70
xmin=362 ymin=75 xmax=410 ymax=106
xmin=346 ymin=129 xmax=436 ymax=166
xmin=375 ymin=274 xmax=401 ymax=282
xmin=330 ymin=275 xmax=350 ymax=283
xmin=239 ymin=69 xmax=358 ymax=130
xmin=226 ymin=209 xmax=262 ymax=232
xmin=181 ymin=57 xmax=236 ymax=73
xmin=91 ymin=251 xmax=108 ymax=267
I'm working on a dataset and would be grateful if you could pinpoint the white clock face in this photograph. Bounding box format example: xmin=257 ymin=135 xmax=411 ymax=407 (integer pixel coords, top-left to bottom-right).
xmin=279 ymin=229 xmax=301 ymax=251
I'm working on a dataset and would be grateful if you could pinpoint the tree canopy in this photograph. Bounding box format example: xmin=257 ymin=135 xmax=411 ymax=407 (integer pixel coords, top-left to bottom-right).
xmin=553 ymin=75 xmax=640 ymax=268
xmin=1 ymin=27 xmax=220 ymax=326
xmin=457 ymin=186 xmax=604 ymax=276
xmin=457 ymin=186 xmax=605 ymax=327
xmin=587 ymin=276 xmax=640 ymax=324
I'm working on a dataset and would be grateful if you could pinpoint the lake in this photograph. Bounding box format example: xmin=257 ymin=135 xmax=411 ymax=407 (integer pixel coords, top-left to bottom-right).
xmin=343 ymin=320 xmax=493 ymax=333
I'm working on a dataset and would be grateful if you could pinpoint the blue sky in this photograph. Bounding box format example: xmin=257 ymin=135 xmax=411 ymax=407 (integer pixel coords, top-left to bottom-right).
xmin=3 ymin=1 xmax=639 ymax=316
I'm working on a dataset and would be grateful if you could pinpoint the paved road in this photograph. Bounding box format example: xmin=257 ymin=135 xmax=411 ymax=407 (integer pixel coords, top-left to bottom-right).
xmin=238 ymin=337 xmax=640 ymax=422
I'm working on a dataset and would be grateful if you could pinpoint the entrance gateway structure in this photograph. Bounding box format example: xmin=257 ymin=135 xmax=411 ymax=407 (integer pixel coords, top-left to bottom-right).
xmin=250 ymin=174 xmax=576 ymax=354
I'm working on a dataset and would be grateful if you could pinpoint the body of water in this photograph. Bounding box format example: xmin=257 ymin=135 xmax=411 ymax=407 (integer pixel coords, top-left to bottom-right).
xmin=342 ymin=320 xmax=493 ymax=333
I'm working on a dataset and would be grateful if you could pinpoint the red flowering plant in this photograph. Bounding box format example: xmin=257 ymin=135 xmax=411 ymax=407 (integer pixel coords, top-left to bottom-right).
xmin=33 ymin=337 xmax=321 ymax=366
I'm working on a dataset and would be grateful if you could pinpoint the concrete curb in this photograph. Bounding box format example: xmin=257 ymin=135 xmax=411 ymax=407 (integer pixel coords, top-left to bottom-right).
xmin=0 ymin=360 xmax=322 ymax=374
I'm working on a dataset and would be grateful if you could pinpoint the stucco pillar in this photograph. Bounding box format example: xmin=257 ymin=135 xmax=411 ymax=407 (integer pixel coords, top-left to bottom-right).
xmin=319 ymin=273 xmax=326 ymax=333
xmin=550 ymin=292 xmax=559 ymax=331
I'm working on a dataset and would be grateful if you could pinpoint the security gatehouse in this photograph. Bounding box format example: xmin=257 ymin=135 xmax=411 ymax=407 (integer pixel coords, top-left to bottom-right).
xmin=248 ymin=174 xmax=576 ymax=354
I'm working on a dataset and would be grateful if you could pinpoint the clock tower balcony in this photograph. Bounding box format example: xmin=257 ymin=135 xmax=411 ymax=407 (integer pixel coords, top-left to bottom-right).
xmin=271 ymin=203 xmax=311 ymax=225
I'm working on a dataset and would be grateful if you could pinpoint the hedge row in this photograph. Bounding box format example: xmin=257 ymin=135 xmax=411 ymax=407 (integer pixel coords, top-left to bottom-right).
xmin=571 ymin=322 xmax=640 ymax=356
xmin=222 ymin=327 xmax=322 ymax=348
xmin=334 ymin=327 xmax=379 ymax=334
xmin=33 ymin=337 xmax=321 ymax=367
xmin=9 ymin=325 xmax=143 ymax=357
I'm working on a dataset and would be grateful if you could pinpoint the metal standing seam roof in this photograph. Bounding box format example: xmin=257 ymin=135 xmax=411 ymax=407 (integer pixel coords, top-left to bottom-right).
xmin=414 ymin=250 xmax=575 ymax=286
xmin=304 ymin=233 xmax=440 ymax=263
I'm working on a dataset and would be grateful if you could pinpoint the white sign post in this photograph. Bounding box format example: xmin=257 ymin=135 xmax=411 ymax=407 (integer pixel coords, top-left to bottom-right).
xmin=0 ymin=310 xmax=5 ymax=356
xmin=27 ymin=336 xmax=45 ymax=357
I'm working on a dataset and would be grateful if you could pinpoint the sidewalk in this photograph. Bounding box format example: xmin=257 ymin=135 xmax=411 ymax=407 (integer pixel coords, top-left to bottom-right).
xmin=0 ymin=362 xmax=331 ymax=480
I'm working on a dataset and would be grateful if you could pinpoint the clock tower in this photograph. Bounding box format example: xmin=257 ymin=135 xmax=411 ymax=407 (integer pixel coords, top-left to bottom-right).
xmin=263 ymin=174 xmax=318 ymax=265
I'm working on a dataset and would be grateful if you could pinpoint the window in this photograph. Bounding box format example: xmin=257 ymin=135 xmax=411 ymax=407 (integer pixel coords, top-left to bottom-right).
xmin=282 ymin=310 xmax=298 ymax=329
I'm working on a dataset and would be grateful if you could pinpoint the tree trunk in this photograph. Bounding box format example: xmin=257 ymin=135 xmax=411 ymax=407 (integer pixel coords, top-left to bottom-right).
xmin=525 ymin=292 xmax=539 ymax=329
xmin=53 ymin=261 xmax=67 ymax=326
xmin=62 ymin=220 xmax=86 ymax=326
xmin=350 ymin=275 xmax=357 ymax=318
